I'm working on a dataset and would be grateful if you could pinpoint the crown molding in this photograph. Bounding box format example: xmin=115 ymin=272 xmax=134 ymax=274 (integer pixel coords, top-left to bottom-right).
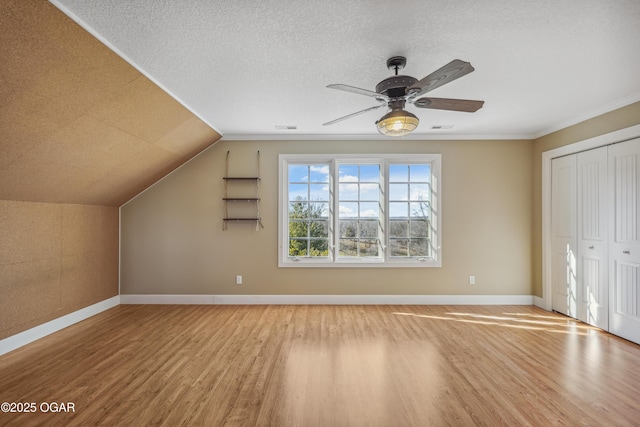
xmin=220 ymin=132 xmax=533 ymax=141
xmin=533 ymin=91 xmax=640 ymax=139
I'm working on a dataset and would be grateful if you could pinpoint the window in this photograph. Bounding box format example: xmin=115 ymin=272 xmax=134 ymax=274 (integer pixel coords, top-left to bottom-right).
xmin=288 ymin=164 xmax=330 ymax=257
xmin=338 ymin=163 xmax=382 ymax=258
xmin=279 ymin=154 xmax=441 ymax=267
xmin=388 ymin=164 xmax=432 ymax=259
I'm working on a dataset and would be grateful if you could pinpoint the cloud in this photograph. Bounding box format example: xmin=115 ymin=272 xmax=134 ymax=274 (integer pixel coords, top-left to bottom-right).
xmin=310 ymin=165 xmax=329 ymax=174
xmin=339 ymin=174 xmax=358 ymax=182
xmin=339 ymin=205 xmax=356 ymax=216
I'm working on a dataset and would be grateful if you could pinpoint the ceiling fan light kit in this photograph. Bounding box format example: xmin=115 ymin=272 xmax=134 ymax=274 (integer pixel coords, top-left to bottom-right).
xmin=324 ymin=56 xmax=484 ymax=137
xmin=376 ymin=109 xmax=419 ymax=136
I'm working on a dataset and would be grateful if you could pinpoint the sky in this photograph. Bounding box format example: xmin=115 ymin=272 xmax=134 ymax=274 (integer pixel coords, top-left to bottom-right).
xmin=288 ymin=163 xmax=431 ymax=219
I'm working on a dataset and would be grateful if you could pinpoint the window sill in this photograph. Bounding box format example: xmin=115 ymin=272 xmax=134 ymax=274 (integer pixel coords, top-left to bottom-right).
xmin=278 ymin=259 xmax=441 ymax=268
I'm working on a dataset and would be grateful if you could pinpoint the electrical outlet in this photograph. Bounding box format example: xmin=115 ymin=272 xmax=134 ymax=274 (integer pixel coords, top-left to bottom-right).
xmin=236 ymin=275 xmax=243 ymax=285
xmin=469 ymin=275 xmax=475 ymax=285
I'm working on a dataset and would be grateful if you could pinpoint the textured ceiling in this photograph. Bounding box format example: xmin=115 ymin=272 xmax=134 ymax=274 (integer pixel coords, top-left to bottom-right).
xmin=0 ymin=0 xmax=221 ymax=206
xmin=51 ymin=0 xmax=640 ymax=140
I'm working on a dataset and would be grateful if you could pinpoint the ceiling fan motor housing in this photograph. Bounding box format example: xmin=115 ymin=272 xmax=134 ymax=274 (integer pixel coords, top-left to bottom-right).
xmin=375 ymin=76 xmax=418 ymax=98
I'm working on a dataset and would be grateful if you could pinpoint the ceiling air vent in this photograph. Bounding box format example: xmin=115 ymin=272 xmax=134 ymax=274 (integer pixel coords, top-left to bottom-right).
xmin=275 ymin=125 xmax=298 ymax=130
xmin=431 ymin=125 xmax=454 ymax=130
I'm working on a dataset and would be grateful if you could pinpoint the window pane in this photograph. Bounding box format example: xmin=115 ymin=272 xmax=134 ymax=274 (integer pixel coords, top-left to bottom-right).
xmin=339 ymin=183 xmax=358 ymax=200
xmin=340 ymin=221 xmax=358 ymax=237
xmin=410 ymin=183 xmax=430 ymax=201
xmin=288 ymin=164 xmax=309 ymax=182
xmin=410 ymin=220 xmax=428 ymax=238
xmin=309 ymin=164 xmax=330 ymax=182
xmin=389 ymin=220 xmax=408 ymax=238
xmin=410 ymin=239 xmax=429 ymax=256
xmin=309 ymin=202 xmax=329 ymax=219
xmin=389 ymin=183 xmax=408 ymax=201
xmin=389 ymin=202 xmax=408 ymax=218
xmin=338 ymin=164 xmax=358 ymax=182
xmin=289 ymin=202 xmax=309 ymax=219
xmin=289 ymin=221 xmax=308 ymax=238
xmin=339 ymin=202 xmax=359 ymax=218
xmin=389 ymin=164 xmax=408 ymax=182
xmin=309 ymin=184 xmax=329 ymax=201
xmin=360 ymin=183 xmax=379 ymax=201
xmin=289 ymin=184 xmax=308 ymax=201
xmin=360 ymin=202 xmax=379 ymax=218
xmin=410 ymin=202 xmax=429 ymax=219
xmin=339 ymin=239 xmax=358 ymax=256
xmin=289 ymin=239 xmax=308 ymax=256
xmin=390 ymin=239 xmax=408 ymax=256
xmin=360 ymin=165 xmax=380 ymax=182
xmin=310 ymin=221 xmax=329 ymax=238
xmin=309 ymin=239 xmax=329 ymax=256
xmin=359 ymin=220 xmax=378 ymax=238
xmin=410 ymin=164 xmax=430 ymax=182
xmin=360 ymin=240 xmax=379 ymax=257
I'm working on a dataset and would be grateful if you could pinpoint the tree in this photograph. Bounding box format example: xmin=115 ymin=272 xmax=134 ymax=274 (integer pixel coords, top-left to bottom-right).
xmin=289 ymin=197 xmax=329 ymax=256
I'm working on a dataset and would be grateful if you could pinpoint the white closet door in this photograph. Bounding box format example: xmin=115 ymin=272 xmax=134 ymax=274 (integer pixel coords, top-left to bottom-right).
xmin=577 ymin=147 xmax=608 ymax=329
xmin=609 ymin=137 xmax=640 ymax=344
xmin=551 ymin=155 xmax=577 ymax=317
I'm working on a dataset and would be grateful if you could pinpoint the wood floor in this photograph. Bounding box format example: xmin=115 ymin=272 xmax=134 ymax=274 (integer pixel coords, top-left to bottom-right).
xmin=1 ymin=305 xmax=639 ymax=426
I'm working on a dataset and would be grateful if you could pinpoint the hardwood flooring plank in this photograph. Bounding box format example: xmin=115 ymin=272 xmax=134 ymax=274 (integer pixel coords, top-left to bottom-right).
xmin=1 ymin=305 xmax=640 ymax=426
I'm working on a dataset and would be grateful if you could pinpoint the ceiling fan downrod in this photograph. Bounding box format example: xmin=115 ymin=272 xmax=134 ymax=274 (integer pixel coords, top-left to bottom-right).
xmin=386 ymin=56 xmax=407 ymax=76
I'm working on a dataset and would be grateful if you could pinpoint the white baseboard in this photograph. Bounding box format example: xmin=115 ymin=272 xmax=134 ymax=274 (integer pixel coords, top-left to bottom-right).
xmin=0 ymin=296 xmax=120 ymax=356
xmin=120 ymin=294 xmax=535 ymax=305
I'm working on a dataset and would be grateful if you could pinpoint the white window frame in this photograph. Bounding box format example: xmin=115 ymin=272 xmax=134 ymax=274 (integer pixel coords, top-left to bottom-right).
xmin=278 ymin=153 xmax=441 ymax=268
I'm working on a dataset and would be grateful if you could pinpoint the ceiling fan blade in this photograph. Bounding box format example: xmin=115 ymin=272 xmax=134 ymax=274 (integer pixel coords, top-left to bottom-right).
xmin=327 ymin=84 xmax=388 ymax=101
xmin=413 ymin=97 xmax=484 ymax=112
xmin=408 ymin=60 xmax=475 ymax=95
xmin=323 ymin=104 xmax=387 ymax=126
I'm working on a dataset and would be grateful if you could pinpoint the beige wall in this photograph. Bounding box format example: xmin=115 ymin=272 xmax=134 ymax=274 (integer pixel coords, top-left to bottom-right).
xmin=121 ymin=138 xmax=533 ymax=296
xmin=0 ymin=201 xmax=118 ymax=339
xmin=531 ymin=101 xmax=640 ymax=297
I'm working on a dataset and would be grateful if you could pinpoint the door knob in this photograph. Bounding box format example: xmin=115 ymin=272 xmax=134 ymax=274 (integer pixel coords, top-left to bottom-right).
xmin=623 ymin=250 xmax=631 ymax=254
xmin=588 ymin=245 xmax=594 ymax=249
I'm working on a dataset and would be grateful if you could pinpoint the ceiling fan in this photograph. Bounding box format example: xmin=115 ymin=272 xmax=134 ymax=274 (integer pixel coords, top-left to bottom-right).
xmin=323 ymin=56 xmax=484 ymax=136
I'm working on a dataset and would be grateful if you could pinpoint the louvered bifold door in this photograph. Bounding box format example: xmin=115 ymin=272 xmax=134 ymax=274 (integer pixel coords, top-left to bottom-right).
xmin=551 ymin=155 xmax=577 ymax=317
xmin=577 ymin=147 xmax=608 ymax=329
xmin=608 ymin=137 xmax=640 ymax=344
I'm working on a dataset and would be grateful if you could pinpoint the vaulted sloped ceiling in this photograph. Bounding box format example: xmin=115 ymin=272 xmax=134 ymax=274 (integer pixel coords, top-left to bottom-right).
xmin=0 ymin=0 xmax=221 ymax=207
